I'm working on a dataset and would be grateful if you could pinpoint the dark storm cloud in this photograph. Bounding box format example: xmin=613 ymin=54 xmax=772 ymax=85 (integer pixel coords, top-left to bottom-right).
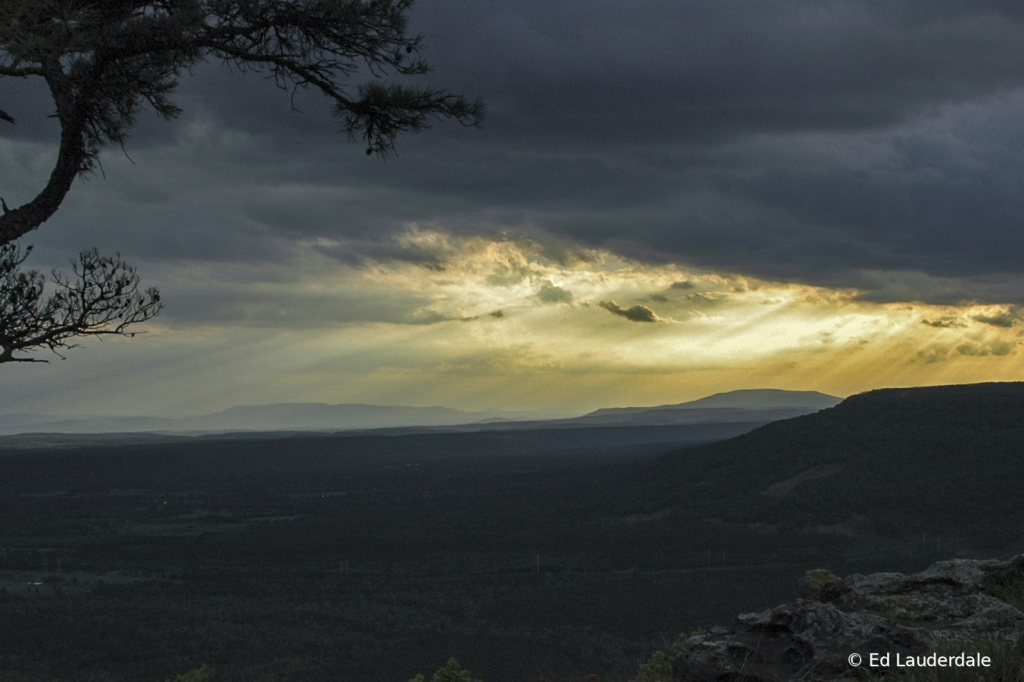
xmin=8 ymin=0 xmax=1024 ymax=303
xmin=414 ymin=0 xmax=1024 ymax=144
xmin=411 ymin=0 xmax=1024 ymax=298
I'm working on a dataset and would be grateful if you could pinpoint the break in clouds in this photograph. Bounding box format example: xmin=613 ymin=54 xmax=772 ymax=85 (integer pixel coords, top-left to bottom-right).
xmin=1 ymin=225 xmax=1022 ymax=416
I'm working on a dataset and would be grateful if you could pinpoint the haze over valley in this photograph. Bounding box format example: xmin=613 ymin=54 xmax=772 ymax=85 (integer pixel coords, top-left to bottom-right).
xmin=0 ymin=388 xmax=840 ymax=436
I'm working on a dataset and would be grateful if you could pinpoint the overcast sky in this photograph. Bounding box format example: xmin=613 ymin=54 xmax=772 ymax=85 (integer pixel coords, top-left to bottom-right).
xmin=4 ymin=0 xmax=1024 ymax=417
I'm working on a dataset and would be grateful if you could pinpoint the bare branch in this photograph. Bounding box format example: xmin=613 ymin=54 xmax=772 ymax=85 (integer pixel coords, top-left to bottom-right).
xmin=0 ymin=243 xmax=162 ymax=363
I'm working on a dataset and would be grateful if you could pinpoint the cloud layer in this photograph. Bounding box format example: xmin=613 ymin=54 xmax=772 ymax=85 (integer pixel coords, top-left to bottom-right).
xmin=5 ymin=0 xmax=1024 ymax=414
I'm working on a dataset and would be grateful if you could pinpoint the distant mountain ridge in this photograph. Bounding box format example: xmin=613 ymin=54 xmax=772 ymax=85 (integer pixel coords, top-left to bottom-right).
xmin=568 ymin=389 xmax=841 ymax=427
xmin=585 ymin=389 xmax=840 ymax=416
xmin=0 ymin=403 xmax=549 ymax=436
xmin=0 ymin=389 xmax=842 ymax=435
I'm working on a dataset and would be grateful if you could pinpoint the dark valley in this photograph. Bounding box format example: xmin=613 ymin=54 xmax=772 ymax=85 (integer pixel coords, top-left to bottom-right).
xmin=0 ymin=384 xmax=1021 ymax=681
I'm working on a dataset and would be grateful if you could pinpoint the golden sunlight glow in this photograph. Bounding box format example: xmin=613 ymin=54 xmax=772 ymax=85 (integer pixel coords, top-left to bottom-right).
xmin=118 ymin=226 xmax=1024 ymax=414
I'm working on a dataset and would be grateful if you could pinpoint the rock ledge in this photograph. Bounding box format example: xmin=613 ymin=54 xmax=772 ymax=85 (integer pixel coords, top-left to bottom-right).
xmin=672 ymin=556 xmax=1024 ymax=682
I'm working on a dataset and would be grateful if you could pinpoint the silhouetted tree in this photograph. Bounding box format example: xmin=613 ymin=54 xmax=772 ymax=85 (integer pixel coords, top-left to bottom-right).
xmin=0 ymin=244 xmax=161 ymax=363
xmin=0 ymin=0 xmax=482 ymax=360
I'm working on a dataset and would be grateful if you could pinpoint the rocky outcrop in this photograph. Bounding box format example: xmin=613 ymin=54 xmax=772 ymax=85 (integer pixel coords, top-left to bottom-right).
xmin=669 ymin=556 xmax=1024 ymax=682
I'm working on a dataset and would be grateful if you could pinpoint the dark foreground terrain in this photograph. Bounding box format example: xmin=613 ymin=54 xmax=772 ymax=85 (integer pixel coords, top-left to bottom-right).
xmin=1 ymin=384 xmax=1023 ymax=681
